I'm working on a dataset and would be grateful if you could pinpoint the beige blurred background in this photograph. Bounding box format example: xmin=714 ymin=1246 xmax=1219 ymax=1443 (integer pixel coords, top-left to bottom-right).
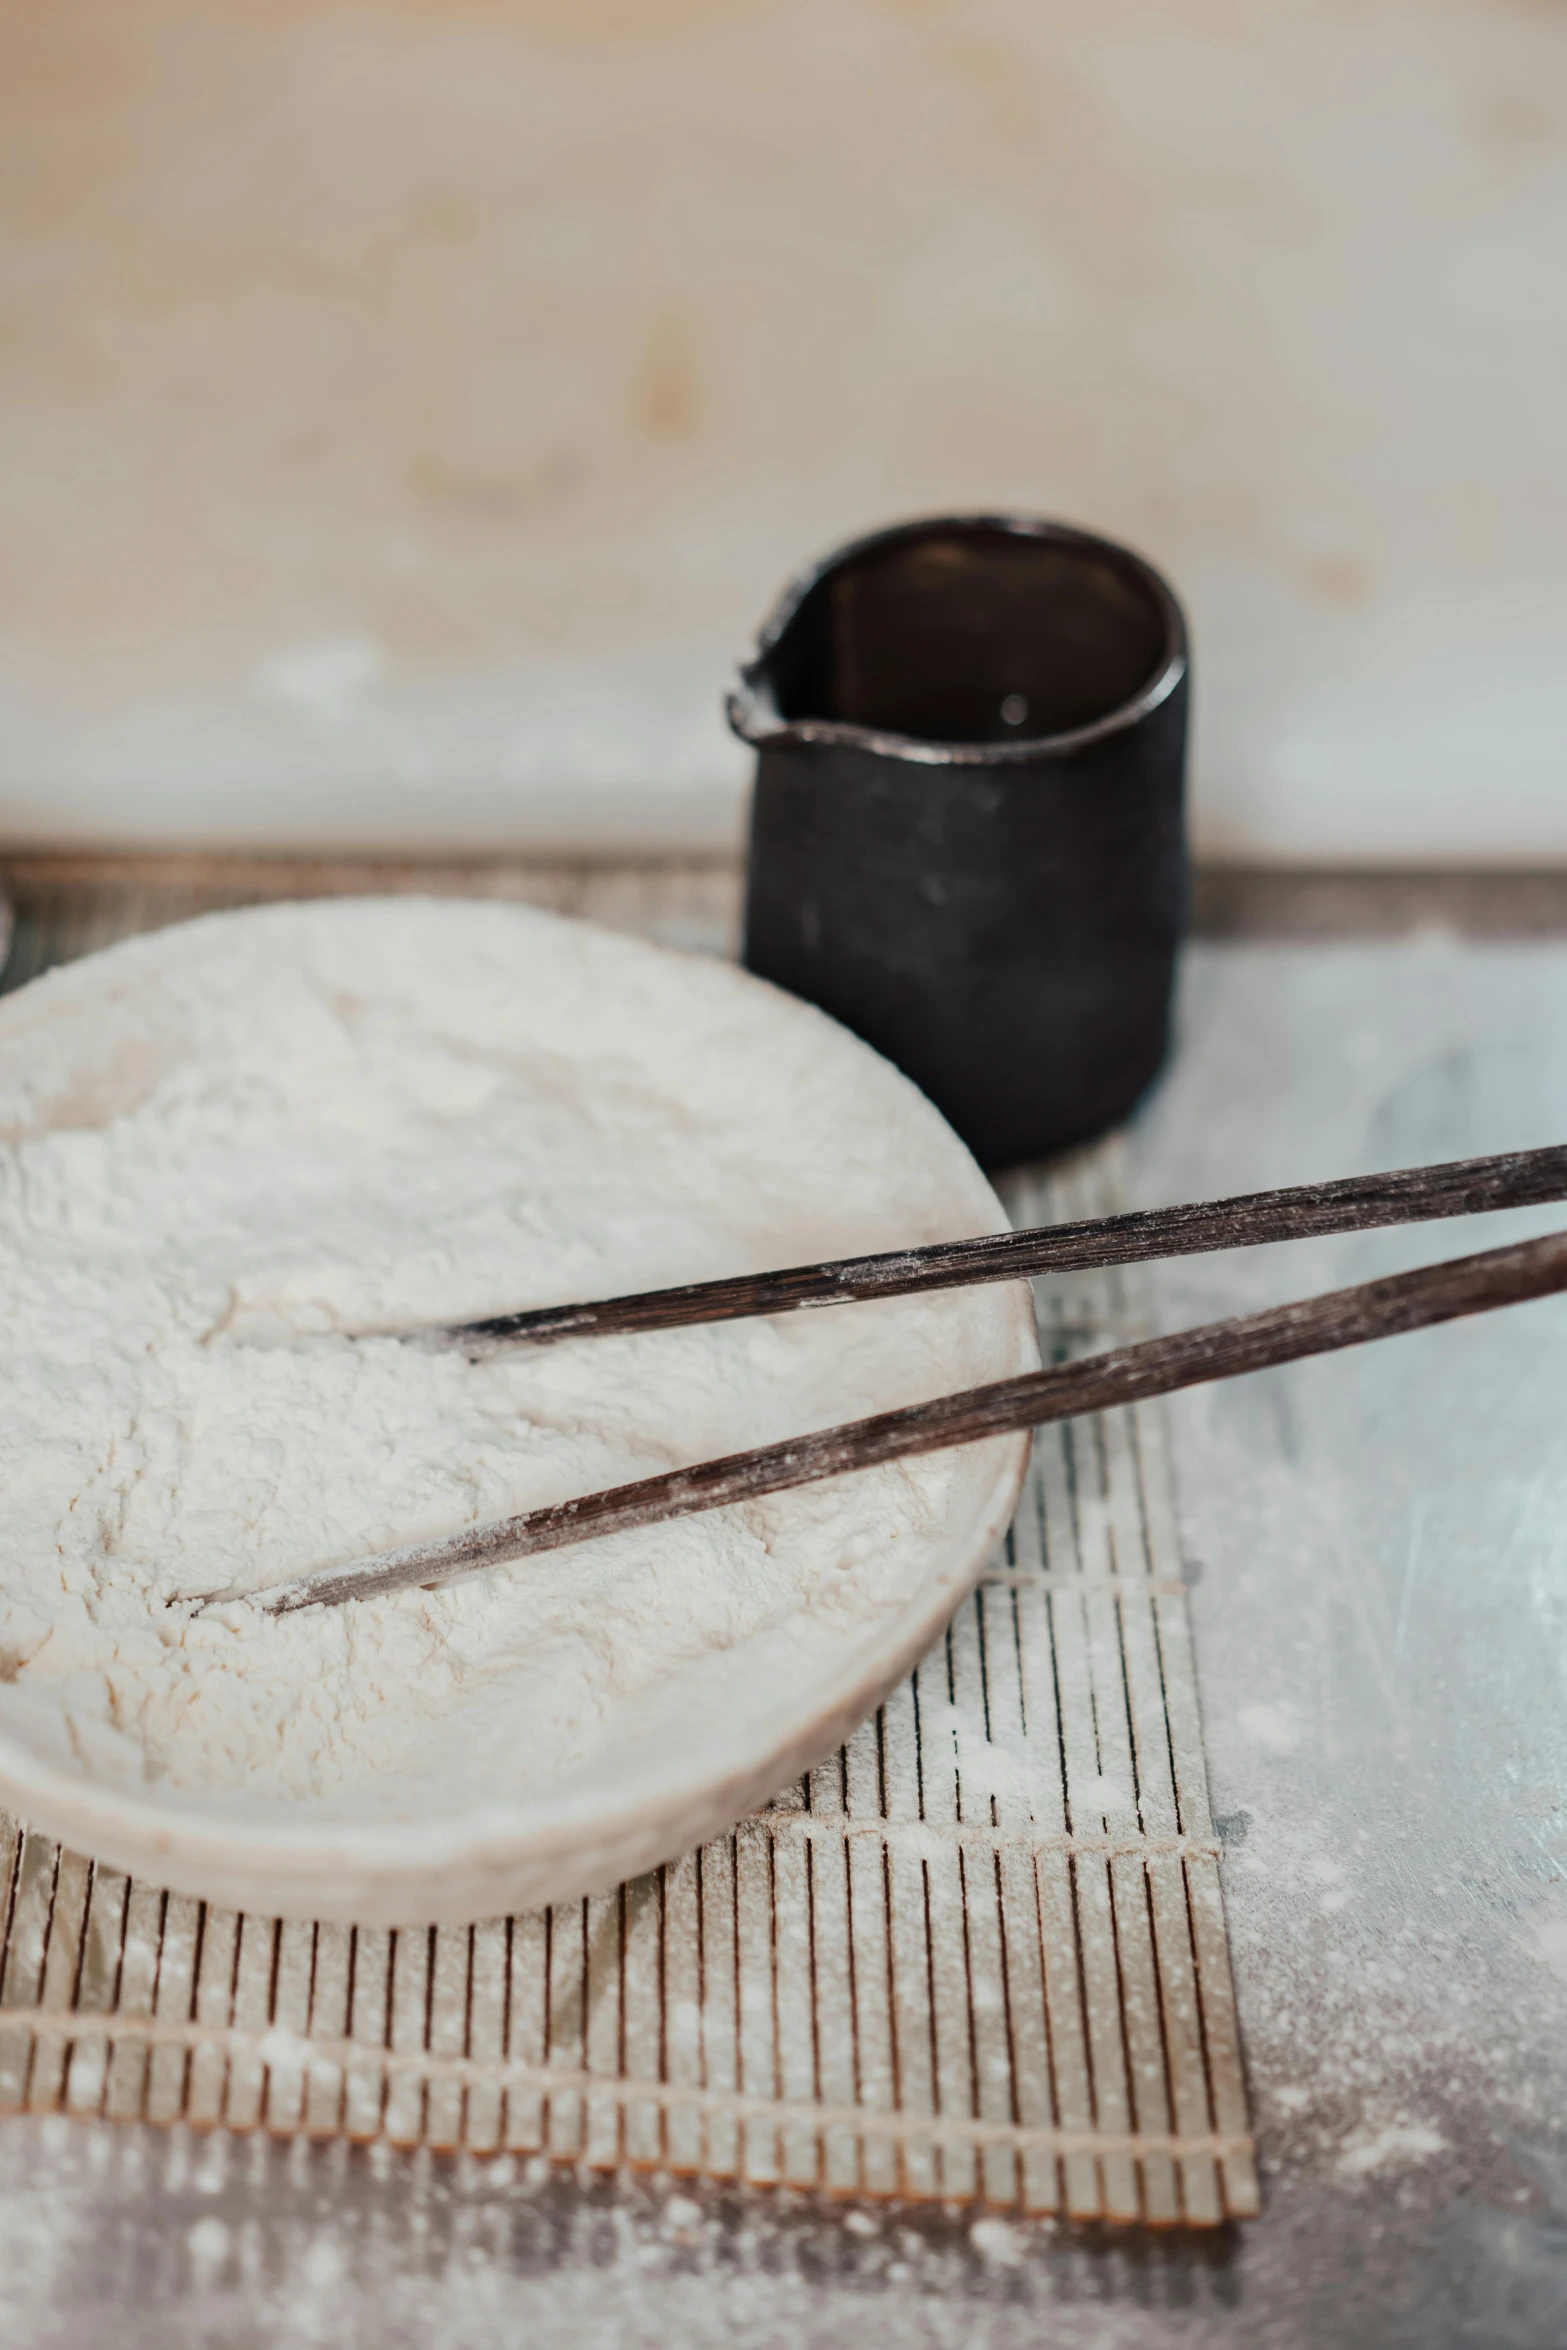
xmin=1 ymin=0 xmax=1563 ymax=858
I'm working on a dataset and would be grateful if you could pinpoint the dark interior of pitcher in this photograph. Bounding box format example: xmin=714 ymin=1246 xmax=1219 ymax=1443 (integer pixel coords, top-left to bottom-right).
xmin=764 ymin=521 xmax=1174 ymax=746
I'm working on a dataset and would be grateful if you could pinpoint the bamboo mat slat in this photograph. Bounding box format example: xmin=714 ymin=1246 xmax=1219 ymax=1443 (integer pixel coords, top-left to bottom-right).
xmin=0 ymin=858 xmax=1257 ymax=2221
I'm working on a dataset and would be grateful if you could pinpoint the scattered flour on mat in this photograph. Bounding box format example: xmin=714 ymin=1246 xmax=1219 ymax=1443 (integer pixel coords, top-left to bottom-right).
xmin=1336 ymin=2123 xmax=1448 ymax=2178
xmin=0 ymin=898 xmax=1028 ymax=1825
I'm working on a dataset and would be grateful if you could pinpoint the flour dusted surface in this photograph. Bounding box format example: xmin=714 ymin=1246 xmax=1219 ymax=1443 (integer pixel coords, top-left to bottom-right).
xmin=0 ymin=900 xmax=1027 ymax=1827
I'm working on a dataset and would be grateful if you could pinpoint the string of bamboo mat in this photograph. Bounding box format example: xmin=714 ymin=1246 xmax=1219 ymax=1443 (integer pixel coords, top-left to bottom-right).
xmin=0 ymin=868 xmax=1259 ymax=2224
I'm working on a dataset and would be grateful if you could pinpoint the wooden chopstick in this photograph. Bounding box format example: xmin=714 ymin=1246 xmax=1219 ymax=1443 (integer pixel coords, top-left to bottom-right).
xmin=402 ymin=1145 xmax=1567 ymax=1355
xmin=247 ymin=1225 xmax=1567 ymax=1614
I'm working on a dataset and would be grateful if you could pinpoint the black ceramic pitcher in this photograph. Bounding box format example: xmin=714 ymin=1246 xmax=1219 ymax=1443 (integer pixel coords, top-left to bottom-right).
xmin=730 ymin=514 xmax=1189 ymax=1168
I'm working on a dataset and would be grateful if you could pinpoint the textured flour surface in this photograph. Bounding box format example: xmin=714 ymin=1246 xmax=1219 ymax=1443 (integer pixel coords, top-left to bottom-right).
xmin=0 ymin=899 xmax=1025 ymax=1827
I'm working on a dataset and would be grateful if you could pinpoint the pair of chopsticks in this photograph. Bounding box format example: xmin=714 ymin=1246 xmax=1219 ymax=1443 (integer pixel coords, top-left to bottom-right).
xmin=214 ymin=1144 xmax=1567 ymax=1617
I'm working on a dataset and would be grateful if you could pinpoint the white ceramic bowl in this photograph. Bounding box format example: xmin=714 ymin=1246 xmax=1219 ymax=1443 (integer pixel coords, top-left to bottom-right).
xmin=0 ymin=899 xmax=1037 ymax=1923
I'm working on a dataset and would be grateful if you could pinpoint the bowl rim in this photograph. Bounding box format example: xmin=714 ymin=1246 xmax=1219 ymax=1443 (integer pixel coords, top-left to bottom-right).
xmin=726 ymin=510 xmax=1188 ymax=767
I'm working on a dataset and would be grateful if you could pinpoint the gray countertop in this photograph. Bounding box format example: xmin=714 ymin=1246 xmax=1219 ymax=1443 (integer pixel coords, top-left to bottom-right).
xmin=3 ymin=936 xmax=1566 ymax=2349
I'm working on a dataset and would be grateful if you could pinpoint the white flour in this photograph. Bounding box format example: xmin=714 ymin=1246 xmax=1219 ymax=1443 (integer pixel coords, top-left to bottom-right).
xmin=0 ymin=899 xmax=1024 ymax=1825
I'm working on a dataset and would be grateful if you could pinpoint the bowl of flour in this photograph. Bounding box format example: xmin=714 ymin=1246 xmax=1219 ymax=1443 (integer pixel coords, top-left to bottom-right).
xmin=0 ymin=897 xmax=1037 ymax=1924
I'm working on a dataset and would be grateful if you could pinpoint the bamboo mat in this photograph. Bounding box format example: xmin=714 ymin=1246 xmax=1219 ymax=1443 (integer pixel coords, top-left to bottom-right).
xmin=0 ymin=857 xmax=1257 ymax=2223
